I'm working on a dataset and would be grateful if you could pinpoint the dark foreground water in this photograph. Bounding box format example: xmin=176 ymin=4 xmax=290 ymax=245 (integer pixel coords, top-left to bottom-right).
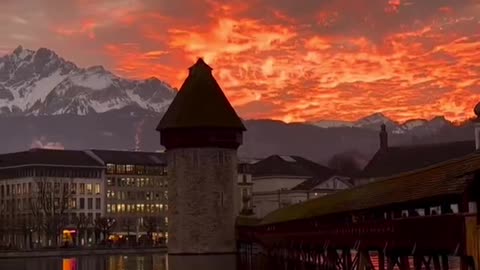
xmin=0 ymin=253 xmax=461 ymax=270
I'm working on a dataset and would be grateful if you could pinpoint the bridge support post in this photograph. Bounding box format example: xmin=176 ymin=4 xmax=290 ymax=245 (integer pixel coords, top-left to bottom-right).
xmin=343 ymin=249 xmax=352 ymax=270
xmin=378 ymin=250 xmax=385 ymax=270
xmin=400 ymin=255 xmax=411 ymax=270
xmin=441 ymin=255 xmax=449 ymax=270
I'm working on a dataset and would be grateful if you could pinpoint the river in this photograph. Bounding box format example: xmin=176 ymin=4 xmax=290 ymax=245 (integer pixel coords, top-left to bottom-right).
xmin=0 ymin=253 xmax=461 ymax=270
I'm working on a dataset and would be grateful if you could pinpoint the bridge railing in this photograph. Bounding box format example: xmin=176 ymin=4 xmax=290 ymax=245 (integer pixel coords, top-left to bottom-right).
xmin=238 ymin=213 xmax=476 ymax=256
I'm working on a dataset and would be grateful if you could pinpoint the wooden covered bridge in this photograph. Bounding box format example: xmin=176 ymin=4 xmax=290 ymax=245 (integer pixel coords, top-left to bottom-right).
xmin=237 ymin=151 xmax=480 ymax=270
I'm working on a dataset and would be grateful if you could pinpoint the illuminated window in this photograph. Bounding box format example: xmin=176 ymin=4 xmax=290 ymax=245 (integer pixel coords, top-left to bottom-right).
xmin=126 ymin=165 xmax=135 ymax=174
xmin=136 ymin=165 xmax=145 ymax=175
xmin=86 ymin=184 xmax=92 ymax=195
xmin=111 ymin=204 xmax=117 ymax=213
xmin=116 ymin=165 xmax=126 ymax=174
xmin=107 ymin=204 xmax=111 ymax=213
xmin=106 ymin=164 xmax=115 ymax=174
xmin=107 ymin=178 xmax=114 ymax=186
xmin=94 ymin=184 xmax=100 ymax=194
xmin=69 ymin=198 xmax=76 ymax=209
xmin=70 ymin=183 xmax=77 ymax=194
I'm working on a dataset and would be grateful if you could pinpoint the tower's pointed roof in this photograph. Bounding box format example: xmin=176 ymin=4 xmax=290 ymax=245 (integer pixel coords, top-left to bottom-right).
xmin=156 ymin=58 xmax=246 ymax=131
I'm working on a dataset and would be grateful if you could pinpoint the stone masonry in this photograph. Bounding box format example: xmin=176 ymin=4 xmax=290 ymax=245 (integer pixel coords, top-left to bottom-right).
xmin=167 ymin=147 xmax=238 ymax=254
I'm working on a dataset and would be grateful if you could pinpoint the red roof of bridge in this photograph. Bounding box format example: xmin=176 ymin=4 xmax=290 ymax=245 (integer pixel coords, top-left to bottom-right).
xmin=261 ymin=150 xmax=479 ymax=225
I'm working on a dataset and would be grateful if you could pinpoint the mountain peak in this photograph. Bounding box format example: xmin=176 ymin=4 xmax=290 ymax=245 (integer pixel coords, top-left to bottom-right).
xmin=13 ymin=45 xmax=24 ymax=55
xmin=0 ymin=45 xmax=176 ymax=116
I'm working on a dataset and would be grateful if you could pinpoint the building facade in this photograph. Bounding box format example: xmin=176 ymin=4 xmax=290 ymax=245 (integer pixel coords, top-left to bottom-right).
xmin=236 ymin=162 xmax=254 ymax=217
xmin=88 ymin=150 xmax=168 ymax=245
xmin=250 ymin=155 xmax=352 ymax=218
xmin=0 ymin=148 xmax=105 ymax=248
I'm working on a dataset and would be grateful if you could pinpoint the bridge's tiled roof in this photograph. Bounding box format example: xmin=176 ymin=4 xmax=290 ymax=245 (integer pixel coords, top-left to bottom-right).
xmin=252 ymin=155 xmax=336 ymax=178
xmin=261 ymin=151 xmax=480 ymax=225
xmin=361 ymin=140 xmax=476 ymax=178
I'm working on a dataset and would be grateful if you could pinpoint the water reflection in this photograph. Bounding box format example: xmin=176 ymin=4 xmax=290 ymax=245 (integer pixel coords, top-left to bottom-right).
xmin=63 ymin=258 xmax=77 ymax=270
xmin=168 ymin=254 xmax=237 ymax=270
xmin=0 ymin=253 xmax=462 ymax=270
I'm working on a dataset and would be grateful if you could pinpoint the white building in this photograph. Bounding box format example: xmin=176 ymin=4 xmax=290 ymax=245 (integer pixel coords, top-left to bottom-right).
xmin=250 ymin=155 xmax=352 ymax=218
xmin=0 ymin=148 xmax=105 ymax=248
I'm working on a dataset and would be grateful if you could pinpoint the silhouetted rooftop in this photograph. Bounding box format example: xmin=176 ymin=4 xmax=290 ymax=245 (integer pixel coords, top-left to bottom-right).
xmin=0 ymin=148 xmax=103 ymax=168
xmin=361 ymin=140 xmax=476 ymax=178
xmin=252 ymin=155 xmax=336 ymax=178
xmin=156 ymin=58 xmax=246 ymax=131
xmin=90 ymin=149 xmax=166 ymax=165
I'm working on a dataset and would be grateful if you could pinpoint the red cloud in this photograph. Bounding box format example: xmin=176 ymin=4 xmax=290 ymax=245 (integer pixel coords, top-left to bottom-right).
xmin=42 ymin=0 xmax=480 ymax=123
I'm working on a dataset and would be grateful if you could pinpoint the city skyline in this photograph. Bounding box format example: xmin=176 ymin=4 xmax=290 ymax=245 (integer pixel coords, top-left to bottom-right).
xmin=0 ymin=0 xmax=479 ymax=123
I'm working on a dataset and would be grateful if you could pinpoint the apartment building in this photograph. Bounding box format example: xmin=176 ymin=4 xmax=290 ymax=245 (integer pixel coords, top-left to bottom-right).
xmin=88 ymin=150 xmax=168 ymax=244
xmin=0 ymin=148 xmax=105 ymax=248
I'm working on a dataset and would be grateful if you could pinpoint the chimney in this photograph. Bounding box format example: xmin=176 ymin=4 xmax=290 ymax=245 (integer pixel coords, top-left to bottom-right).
xmin=474 ymin=102 xmax=480 ymax=150
xmin=379 ymin=124 xmax=388 ymax=151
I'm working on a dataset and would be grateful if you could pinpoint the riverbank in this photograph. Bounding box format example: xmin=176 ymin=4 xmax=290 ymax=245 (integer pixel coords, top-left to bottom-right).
xmin=0 ymin=246 xmax=167 ymax=259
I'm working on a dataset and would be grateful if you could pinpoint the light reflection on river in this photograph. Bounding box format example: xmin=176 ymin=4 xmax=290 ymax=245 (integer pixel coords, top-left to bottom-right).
xmin=0 ymin=253 xmax=461 ymax=270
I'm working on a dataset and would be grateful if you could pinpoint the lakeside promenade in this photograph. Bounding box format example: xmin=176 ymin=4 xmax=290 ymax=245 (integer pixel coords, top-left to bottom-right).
xmin=0 ymin=246 xmax=167 ymax=259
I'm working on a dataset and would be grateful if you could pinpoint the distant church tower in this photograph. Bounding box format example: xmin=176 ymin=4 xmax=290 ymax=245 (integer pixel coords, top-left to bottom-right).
xmin=156 ymin=58 xmax=246 ymax=255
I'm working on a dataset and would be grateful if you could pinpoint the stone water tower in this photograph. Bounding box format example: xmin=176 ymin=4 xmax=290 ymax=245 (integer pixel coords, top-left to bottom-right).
xmin=156 ymin=58 xmax=246 ymax=255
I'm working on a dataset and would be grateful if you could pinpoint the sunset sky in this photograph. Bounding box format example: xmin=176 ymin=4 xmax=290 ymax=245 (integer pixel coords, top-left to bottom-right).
xmin=0 ymin=0 xmax=479 ymax=123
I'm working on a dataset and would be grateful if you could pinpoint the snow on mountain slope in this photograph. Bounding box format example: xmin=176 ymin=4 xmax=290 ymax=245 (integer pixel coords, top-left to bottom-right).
xmin=312 ymin=120 xmax=354 ymax=128
xmin=402 ymin=119 xmax=428 ymax=130
xmin=310 ymin=112 xmax=450 ymax=135
xmin=0 ymin=46 xmax=176 ymax=116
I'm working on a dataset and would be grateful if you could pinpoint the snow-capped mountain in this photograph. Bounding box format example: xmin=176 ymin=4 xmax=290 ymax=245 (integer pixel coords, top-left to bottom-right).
xmin=312 ymin=112 xmax=454 ymax=134
xmin=0 ymin=46 xmax=175 ymax=116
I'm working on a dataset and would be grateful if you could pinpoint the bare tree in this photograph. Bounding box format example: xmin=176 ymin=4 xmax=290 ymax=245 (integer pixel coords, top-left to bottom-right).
xmin=142 ymin=216 xmax=165 ymax=245
xmin=327 ymin=151 xmax=366 ymax=176
xmin=18 ymin=216 xmax=34 ymax=249
xmin=30 ymin=178 xmax=71 ymax=247
xmin=94 ymin=217 xmax=116 ymax=244
xmin=73 ymin=214 xmax=89 ymax=247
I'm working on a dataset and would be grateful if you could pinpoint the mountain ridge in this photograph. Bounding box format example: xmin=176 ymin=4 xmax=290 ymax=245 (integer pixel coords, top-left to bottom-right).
xmin=0 ymin=46 xmax=176 ymax=116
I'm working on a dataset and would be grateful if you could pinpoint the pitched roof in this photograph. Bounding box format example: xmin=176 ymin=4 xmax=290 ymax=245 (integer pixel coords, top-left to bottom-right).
xmin=89 ymin=150 xmax=166 ymax=165
xmin=291 ymin=175 xmax=352 ymax=191
xmin=261 ymin=151 xmax=479 ymax=225
xmin=252 ymin=155 xmax=336 ymax=178
xmin=361 ymin=140 xmax=476 ymax=178
xmin=156 ymin=58 xmax=246 ymax=131
xmin=0 ymin=148 xmax=104 ymax=168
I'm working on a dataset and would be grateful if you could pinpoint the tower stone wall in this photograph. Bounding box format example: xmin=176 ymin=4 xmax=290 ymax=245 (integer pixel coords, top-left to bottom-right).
xmin=167 ymin=147 xmax=238 ymax=254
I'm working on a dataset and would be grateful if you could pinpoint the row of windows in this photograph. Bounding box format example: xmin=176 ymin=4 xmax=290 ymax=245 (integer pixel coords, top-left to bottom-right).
xmin=0 ymin=182 xmax=101 ymax=197
xmin=107 ymin=203 xmax=168 ymax=213
xmin=76 ymin=198 xmax=102 ymax=210
xmin=0 ymin=167 xmax=102 ymax=180
xmin=0 ymin=197 xmax=102 ymax=212
xmin=107 ymin=190 xmax=167 ymax=201
xmin=106 ymin=177 xmax=166 ymax=188
xmin=106 ymin=164 xmax=167 ymax=175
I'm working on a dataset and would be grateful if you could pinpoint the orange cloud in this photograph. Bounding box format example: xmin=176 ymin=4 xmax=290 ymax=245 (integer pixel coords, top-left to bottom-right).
xmin=30 ymin=0 xmax=480 ymax=123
